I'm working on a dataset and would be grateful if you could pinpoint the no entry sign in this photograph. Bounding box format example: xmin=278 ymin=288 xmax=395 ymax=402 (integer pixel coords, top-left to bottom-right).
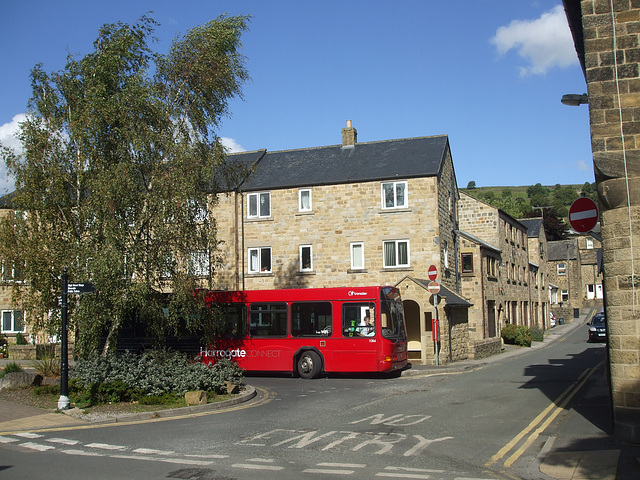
xmin=428 ymin=265 xmax=438 ymax=281
xmin=569 ymin=197 xmax=599 ymax=233
xmin=427 ymin=281 xmax=440 ymax=295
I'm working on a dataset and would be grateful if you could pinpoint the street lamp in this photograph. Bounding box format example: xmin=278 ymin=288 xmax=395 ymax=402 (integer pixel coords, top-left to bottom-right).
xmin=561 ymin=93 xmax=589 ymax=106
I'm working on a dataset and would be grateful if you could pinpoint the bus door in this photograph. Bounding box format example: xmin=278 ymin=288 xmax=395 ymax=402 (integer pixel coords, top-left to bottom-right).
xmin=244 ymin=302 xmax=290 ymax=371
xmin=334 ymin=301 xmax=378 ymax=371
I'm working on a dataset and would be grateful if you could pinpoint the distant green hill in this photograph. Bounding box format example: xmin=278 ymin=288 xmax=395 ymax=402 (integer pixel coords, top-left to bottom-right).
xmin=459 ymin=183 xmax=597 ymax=220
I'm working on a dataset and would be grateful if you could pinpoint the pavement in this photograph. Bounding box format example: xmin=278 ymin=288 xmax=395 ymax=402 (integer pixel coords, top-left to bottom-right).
xmin=1 ymin=314 xmax=639 ymax=479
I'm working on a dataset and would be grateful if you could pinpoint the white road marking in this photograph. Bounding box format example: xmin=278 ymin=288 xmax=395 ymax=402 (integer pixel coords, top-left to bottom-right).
xmin=0 ymin=436 xmax=18 ymax=443
xmin=19 ymin=442 xmax=55 ymax=451
xmin=14 ymin=432 xmax=43 ymax=439
xmin=132 ymin=447 xmax=174 ymax=455
xmin=46 ymin=437 xmax=80 ymax=445
xmin=86 ymin=442 xmax=127 ymax=451
xmin=61 ymin=449 xmax=104 ymax=456
xmin=231 ymin=463 xmax=284 ymax=471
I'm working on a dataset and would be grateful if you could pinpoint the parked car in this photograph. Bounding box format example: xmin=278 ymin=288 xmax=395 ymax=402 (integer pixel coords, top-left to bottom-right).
xmin=550 ymin=312 xmax=557 ymax=328
xmin=588 ymin=314 xmax=607 ymax=342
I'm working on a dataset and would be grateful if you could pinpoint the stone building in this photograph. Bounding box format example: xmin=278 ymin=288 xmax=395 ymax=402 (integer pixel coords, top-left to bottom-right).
xmin=457 ymin=193 xmax=531 ymax=351
xmin=547 ymin=239 xmax=582 ymax=320
xmin=519 ymin=218 xmax=551 ymax=329
xmin=563 ymin=0 xmax=640 ymax=442
xmin=212 ymin=122 xmax=470 ymax=365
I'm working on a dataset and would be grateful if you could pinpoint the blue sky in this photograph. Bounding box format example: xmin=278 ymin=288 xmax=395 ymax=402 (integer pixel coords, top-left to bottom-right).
xmin=0 ymin=1 xmax=592 ymax=194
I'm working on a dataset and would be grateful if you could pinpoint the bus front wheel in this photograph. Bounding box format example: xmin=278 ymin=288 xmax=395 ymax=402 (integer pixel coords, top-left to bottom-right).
xmin=297 ymin=350 xmax=321 ymax=379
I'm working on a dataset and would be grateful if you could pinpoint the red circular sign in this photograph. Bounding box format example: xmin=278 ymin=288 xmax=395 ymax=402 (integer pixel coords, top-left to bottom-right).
xmin=428 ymin=265 xmax=438 ymax=281
xmin=427 ymin=281 xmax=440 ymax=295
xmin=569 ymin=197 xmax=599 ymax=233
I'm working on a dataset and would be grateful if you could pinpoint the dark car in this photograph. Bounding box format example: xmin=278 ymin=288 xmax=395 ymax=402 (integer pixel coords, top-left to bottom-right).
xmin=588 ymin=314 xmax=607 ymax=342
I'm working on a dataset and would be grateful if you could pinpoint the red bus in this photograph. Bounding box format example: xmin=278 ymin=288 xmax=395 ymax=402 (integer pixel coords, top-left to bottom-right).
xmin=198 ymin=286 xmax=408 ymax=379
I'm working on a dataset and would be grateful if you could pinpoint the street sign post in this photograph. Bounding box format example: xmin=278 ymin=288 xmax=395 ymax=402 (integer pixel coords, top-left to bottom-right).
xmin=428 ymin=265 xmax=438 ymax=281
xmin=428 ymin=281 xmax=441 ymax=365
xmin=569 ymin=197 xmax=599 ymax=233
xmin=68 ymin=283 xmax=95 ymax=294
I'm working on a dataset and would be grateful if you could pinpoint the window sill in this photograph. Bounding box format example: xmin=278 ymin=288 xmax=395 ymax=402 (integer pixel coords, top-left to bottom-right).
xmin=382 ymin=267 xmax=414 ymax=272
xmin=247 ymin=272 xmax=274 ymax=277
xmin=347 ymin=269 xmax=368 ymax=274
xmin=379 ymin=208 xmax=412 ymax=214
xmin=297 ymin=271 xmax=316 ymax=276
xmin=295 ymin=211 xmax=314 ymax=216
xmin=246 ymin=217 xmax=273 ymax=222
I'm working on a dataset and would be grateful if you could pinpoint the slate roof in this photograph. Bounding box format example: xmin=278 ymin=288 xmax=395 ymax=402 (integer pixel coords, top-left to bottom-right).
xmin=548 ymin=239 xmax=578 ymax=261
xmin=232 ymin=135 xmax=450 ymax=191
xmin=519 ymin=218 xmax=543 ymax=238
xmin=458 ymin=230 xmax=501 ymax=253
xmin=396 ymin=275 xmax=471 ymax=307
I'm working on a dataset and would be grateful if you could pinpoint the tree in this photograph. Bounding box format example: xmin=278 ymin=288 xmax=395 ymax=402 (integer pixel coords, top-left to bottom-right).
xmin=0 ymin=15 xmax=251 ymax=356
xmin=466 ymin=180 xmax=476 ymax=189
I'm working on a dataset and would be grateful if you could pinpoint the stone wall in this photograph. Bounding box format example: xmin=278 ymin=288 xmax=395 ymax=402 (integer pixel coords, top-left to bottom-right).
xmin=578 ymin=0 xmax=640 ymax=443
xmin=470 ymin=337 xmax=503 ymax=360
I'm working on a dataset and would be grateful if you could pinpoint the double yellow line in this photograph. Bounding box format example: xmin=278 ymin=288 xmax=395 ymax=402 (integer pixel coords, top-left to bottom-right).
xmin=486 ymin=361 xmax=604 ymax=469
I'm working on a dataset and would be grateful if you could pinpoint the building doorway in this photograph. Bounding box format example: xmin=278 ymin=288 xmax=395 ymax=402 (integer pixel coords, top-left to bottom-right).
xmin=403 ymin=299 xmax=421 ymax=360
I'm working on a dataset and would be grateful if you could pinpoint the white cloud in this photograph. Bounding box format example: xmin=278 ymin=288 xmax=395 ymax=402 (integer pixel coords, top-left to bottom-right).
xmin=491 ymin=5 xmax=578 ymax=76
xmin=220 ymin=137 xmax=246 ymax=153
xmin=0 ymin=113 xmax=25 ymax=194
xmin=577 ymin=160 xmax=590 ymax=171
xmin=0 ymin=113 xmax=26 ymax=153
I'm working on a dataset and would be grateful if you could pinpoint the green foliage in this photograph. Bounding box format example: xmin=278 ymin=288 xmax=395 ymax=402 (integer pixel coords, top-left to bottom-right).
xmin=501 ymin=324 xmax=532 ymax=347
xmin=0 ymin=361 xmax=24 ymax=379
xmin=34 ymin=383 xmax=60 ymax=396
xmin=466 ymin=181 xmax=476 ymax=189
xmin=0 ymin=15 xmax=251 ymax=355
xmin=33 ymin=356 xmax=61 ymax=377
xmin=71 ymin=349 xmax=244 ymax=399
xmin=530 ymin=325 xmax=544 ymax=342
xmin=15 ymin=332 xmax=28 ymax=345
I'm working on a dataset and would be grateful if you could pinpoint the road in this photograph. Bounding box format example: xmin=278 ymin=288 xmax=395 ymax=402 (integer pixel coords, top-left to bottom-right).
xmin=0 ymin=321 xmax=609 ymax=479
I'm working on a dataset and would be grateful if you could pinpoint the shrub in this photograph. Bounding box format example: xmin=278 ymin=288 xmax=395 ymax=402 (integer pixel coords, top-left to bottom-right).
xmin=15 ymin=332 xmax=28 ymax=345
xmin=501 ymin=324 xmax=532 ymax=347
xmin=0 ymin=361 xmax=23 ymax=379
xmin=34 ymin=384 xmax=60 ymax=396
xmin=71 ymin=349 xmax=245 ymax=400
xmin=33 ymin=356 xmax=61 ymax=377
xmin=530 ymin=325 xmax=544 ymax=343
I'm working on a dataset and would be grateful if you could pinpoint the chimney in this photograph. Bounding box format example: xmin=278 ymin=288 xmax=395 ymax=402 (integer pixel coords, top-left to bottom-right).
xmin=341 ymin=120 xmax=357 ymax=146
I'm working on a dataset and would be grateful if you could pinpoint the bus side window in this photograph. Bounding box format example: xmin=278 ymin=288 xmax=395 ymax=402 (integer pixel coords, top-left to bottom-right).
xmin=342 ymin=302 xmax=372 ymax=337
xmin=291 ymin=302 xmax=332 ymax=337
xmin=249 ymin=303 xmax=287 ymax=337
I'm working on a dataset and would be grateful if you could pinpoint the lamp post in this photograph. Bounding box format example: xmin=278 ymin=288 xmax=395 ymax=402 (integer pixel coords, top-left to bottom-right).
xmin=57 ymin=268 xmax=70 ymax=410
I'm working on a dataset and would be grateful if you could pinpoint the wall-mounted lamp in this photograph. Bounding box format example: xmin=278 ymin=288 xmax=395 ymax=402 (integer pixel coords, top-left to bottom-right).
xmin=561 ymin=93 xmax=589 ymax=106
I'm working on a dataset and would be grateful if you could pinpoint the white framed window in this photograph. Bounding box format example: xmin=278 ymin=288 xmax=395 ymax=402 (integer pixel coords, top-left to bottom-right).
xmin=2 ymin=310 xmax=25 ymax=333
xmin=1 ymin=259 xmax=25 ymax=283
xmin=249 ymin=247 xmax=272 ymax=273
xmin=383 ymin=240 xmax=410 ymax=268
xmin=299 ymin=245 xmax=313 ymax=272
xmin=299 ymin=189 xmax=312 ymax=212
xmin=350 ymin=242 xmax=365 ymax=270
xmin=189 ymin=250 xmax=210 ymax=277
xmin=557 ymin=263 xmax=567 ymax=275
xmin=189 ymin=199 xmax=209 ymax=223
xmin=247 ymin=192 xmax=271 ymax=218
xmin=381 ymin=181 xmax=407 ymax=209
xmin=561 ymin=290 xmax=569 ymax=303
